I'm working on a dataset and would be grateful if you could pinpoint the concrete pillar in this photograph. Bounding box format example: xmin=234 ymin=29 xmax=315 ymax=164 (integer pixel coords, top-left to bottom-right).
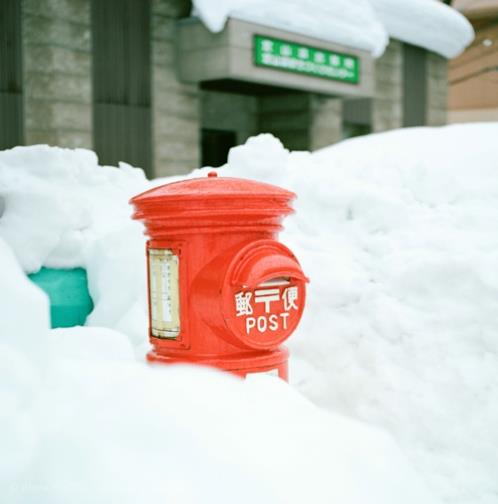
xmin=258 ymin=92 xmax=342 ymax=152
xmin=309 ymin=95 xmax=342 ymax=151
xmin=426 ymin=52 xmax=448 ymax=126
xmin=201 ymin=90 xmax=258 ymax=145
xmin=258 ymin=92 xmax=311 ymax=151
xmin=151 ymin=0 xmax=200 ymax=177
xmin=23 ymin=0 xmax=92 ymax=148
xmin=372 ymin=39 xmax=403 ymax=133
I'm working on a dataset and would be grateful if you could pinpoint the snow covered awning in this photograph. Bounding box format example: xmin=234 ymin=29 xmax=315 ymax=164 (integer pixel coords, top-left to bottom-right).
xmin=369 ymin=0 xmax=474 ymax=59
xmin=191 ymin=0 xmax=474 ymax=59
xmin=177 ymin=18 xmax=375 ymax=98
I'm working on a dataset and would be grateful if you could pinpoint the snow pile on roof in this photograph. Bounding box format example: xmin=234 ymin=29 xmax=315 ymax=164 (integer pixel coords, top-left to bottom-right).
xmin=220 ymin=125 xmax=498 ymax=504
xmin=192 ymin=0 xmax=389 ymax=57
xmin=369 ymin=0 xmax=475 ymax=58
xmin=191 ymin=0 xmax=473 ymax=58
xmin=0 ymin=236 xmax=437 ymax=504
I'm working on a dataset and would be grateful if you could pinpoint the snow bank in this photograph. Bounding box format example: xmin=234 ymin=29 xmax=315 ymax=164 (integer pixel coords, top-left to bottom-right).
xmin=219 ymin=125 xmax=498 ymax=504
xmin=369 ymin=0 xmax=474 ymax=58
xmin=191 ymin=0 xmax=473 ymax=58
xmin=0 ymin=145 xmax=149 ymax=344
xmin=0 ymin=239 xmax=436 ymax=504
xmin=3 ymin=123 xmax=498 ymax=503
xmin=192 ymin=0 xmax=389 ymax=57
xmin=0 ymin=237 xmax=49 ymax=487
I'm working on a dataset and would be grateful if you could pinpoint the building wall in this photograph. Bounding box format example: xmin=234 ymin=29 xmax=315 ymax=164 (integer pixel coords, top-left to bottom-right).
xmin=372 ymin=39 xmax=403 ymax=132
xmin=372 ymin=39 xmax=448 ymax=131
xmin=426 ymin=51 xmax=448 ymax=126
xmin=9 ymin=2 xmax=451 ymax=171
xmin=151 ymin=0 xmax=199 ymax=177
xmin=448 ymin=19 xmax=498 ymax=122
xmin=23 ymin=0 xmax=92 ymax=148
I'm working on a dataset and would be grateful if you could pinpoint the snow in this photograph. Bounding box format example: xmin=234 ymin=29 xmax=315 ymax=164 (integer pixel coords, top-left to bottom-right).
xmin=0 ymin=240 xmax=436 ymax=504
xmin=219 ymin=126 xmax=498 ymax=504
xmin=191 ymin=0 xmax=473 ymax=58
xmin=369 ymin=0 xmax=475 ymax=59
xmin=192 ymin=0 xmax=388 ymax=57
xmin=0 ymin=145 xmax=149 ymax=343
xmin=2 ymin=123 xmax=498 ymax=502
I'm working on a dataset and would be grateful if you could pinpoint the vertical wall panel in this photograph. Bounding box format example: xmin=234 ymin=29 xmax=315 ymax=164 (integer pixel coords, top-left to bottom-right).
xmin=403 ymin=43 xmax=427 ymax=127
xmin=0 ymin=0 xmax=23 ymax=148
xmin=92 ymin=0 xmax=152 ymax=175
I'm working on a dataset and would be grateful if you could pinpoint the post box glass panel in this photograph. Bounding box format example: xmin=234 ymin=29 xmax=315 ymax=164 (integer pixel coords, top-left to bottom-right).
xmin=148 ymin=249 xmax=180 ymax=338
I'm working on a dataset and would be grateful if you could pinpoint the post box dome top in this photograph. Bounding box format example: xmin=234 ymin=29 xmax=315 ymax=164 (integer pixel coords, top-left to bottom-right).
xmin=131 ymin=172 xmax=296 ymax=237
xmin=131 ymin=171 xmax=294 ymax=202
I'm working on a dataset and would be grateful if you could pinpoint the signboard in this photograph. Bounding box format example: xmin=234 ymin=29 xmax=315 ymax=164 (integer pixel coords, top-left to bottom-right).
xmin=254 ymin=34 xmax=360 ymax=85
xmin=149 ymin=248 xmax=180 ymax=339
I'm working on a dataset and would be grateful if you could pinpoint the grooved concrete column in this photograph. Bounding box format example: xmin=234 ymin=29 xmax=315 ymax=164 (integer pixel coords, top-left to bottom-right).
xmin=258 ymin=93 xmax=311 ymax=151
xmin=23 ymin=0 xmax=92 ymax=148
xmin=201 ymin=90 xmax=258 ymax=145
xmin=258 ymin=92 xmax=342 ymax=152
xmin=151 ymin=0 xmax=199 ymax=177
xmin=309 ymin=95 xmax=342 ymax=151
xmin=373 ymin=40 xmax=403 ymax=133
xmin=426 ymin=52 xmax=448 ymax=126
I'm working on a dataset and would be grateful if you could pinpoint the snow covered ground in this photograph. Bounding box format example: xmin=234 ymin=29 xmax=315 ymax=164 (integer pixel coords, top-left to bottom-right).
xmin=191 ymin=0 xmax=474 ymax=58
xmin=2 ymin=123 xmax=498 ymax=503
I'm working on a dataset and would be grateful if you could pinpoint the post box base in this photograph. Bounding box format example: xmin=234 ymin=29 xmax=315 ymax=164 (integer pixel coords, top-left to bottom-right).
xmin=146 ymin=346 xmax=289 ymax=381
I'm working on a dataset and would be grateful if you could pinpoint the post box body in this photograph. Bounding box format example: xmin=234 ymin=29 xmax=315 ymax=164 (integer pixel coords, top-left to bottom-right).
xmin=131 ymin=173 xmax=307 ymax=380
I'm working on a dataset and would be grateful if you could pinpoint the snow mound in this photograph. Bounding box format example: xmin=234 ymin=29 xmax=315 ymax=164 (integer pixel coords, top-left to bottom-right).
xmin=369 ymin=0 xmax=474 ymax=58
xmin=220 ymin=125 xmax=498 ymax=504
xmin=192 ymin=0 xmax=389 ymax=57
xmin=0 ymin=145 xmax=150 ymax=342
xmin=0 ymin=237 xmax=50 ymax=486
xmin=3 ymin=123 xmax=498 ymax=502
xmin=0 ymin=238 xmax=436 ymax=504
xmin=191 ymin=0 xmax=473 ymax=58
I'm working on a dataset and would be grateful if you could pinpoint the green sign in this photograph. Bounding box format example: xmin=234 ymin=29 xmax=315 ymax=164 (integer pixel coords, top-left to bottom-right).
xmin=254 ymin=35 xmax=360 ymax=85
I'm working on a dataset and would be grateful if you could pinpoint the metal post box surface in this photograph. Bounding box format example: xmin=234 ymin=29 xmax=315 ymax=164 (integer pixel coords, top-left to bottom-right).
xmin=131 ymin=172 xmax=308 ymax=380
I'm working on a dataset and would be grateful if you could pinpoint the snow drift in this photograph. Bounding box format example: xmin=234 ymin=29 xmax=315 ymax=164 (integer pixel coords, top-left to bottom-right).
xmin=2 ymin=123 xmax=498 ymax=503
xmin=0 ymin=241 xmax=435 ymax=504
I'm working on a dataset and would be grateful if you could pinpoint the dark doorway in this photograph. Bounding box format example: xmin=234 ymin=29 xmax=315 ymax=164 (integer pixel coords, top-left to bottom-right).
xmin=91 ymin=0 xmax=152 ymax=176
xmin=201 ymin=129 xmax=237 ymax=167
xmin=0 ymin=0 xmax=23 ymax=149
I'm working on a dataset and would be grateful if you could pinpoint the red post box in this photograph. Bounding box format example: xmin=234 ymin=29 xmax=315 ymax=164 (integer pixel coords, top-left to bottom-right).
xmin=131 ymin=172 xmax=308 ymax=380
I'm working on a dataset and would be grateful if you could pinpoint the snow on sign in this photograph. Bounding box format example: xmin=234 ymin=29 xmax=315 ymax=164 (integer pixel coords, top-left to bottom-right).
xmin=234 ymin=279 xmax=302 ymax=337
xmin=254 ymin=35 xmax=360 ymax=84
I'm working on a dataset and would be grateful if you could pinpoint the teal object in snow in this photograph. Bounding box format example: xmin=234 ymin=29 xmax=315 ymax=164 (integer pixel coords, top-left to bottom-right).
xmin=28 ymin=267 xmax=94 ymax=328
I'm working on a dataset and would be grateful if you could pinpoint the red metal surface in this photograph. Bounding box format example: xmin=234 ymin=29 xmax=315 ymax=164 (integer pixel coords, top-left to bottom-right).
xmin=131 ymin=172 xmax=308 ymax=381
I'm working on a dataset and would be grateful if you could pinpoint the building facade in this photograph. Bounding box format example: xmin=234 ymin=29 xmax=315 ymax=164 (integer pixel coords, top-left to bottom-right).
xmin=449 ymin=0 xmax=498 ymax=123
xmin=0 ymin=0 xmax=449 ymax=177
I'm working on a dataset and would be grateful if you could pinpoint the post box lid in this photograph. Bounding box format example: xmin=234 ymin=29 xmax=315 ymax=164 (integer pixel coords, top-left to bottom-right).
xmin=131 ymin=172 xmax=294 ymax=203
xmin=131 ymin=172 xmax=296 ymax=236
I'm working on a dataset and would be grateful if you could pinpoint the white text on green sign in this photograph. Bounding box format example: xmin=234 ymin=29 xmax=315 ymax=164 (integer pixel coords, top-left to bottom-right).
xmin=254 ymin=35 xmax=360 ymax=85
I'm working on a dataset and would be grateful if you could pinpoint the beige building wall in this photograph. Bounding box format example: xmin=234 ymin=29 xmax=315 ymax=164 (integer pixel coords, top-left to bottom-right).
xmin=427 ymin=52 xmax=449 ymax=126
xmin=372 ymin=40 xmax=403 ymax=132
xmin=449 ymin=0 xmax=498 ymax=123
